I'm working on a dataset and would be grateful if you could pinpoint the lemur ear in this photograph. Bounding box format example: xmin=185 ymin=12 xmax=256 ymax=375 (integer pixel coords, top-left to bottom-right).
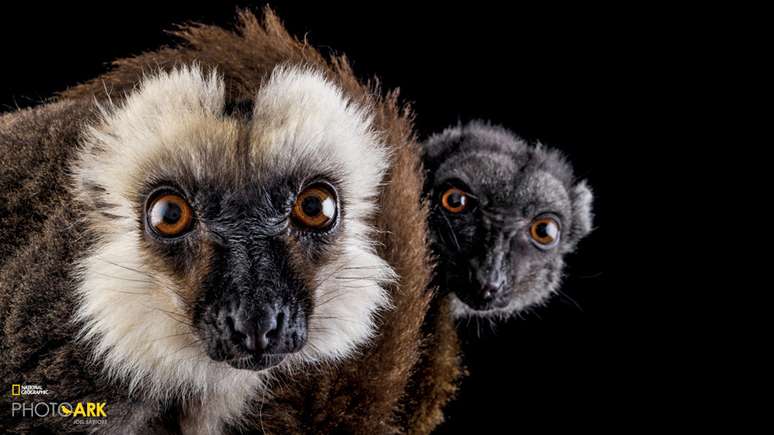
xmin=570 ymin=180 xmax=594 ymax=240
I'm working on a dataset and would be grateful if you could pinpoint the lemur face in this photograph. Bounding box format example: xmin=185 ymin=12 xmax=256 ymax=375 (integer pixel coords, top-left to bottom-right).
xmin=141 ymin=169 xmax=337 ymax=371
xmin=73 ymin=65 xmax=393 ymax=398
xmin=424 ymin=122 xmax=593 ymax=318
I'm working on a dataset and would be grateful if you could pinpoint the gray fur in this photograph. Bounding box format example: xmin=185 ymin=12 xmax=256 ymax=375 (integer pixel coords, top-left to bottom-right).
xmin=423 ymin=121 xmax=594 ymax=318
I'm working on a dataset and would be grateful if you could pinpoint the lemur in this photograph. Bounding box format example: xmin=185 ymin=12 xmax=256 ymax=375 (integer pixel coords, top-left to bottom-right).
xmin=423 ymin=121 xmax=594 ymax=319
xmin=1 ymin=10 xmax=460 ymax=434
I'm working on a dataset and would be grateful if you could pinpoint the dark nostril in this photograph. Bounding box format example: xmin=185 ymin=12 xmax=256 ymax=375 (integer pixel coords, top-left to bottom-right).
xmin=226 ymin=315 xmax=247 ymax=346
xmin=481 ymin=283 xmax=502 ymax=301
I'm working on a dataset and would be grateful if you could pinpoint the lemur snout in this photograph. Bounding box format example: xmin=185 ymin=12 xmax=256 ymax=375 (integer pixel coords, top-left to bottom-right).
xmin=226 ymin=304 xmax=307 ymax=356
xmin=465 ymin=270 xmax=508 ymax=309
xmin=471 ymin=256 xmax=507 ymax=296
xmin=478 ymin=282 xmax=504 ymax=303
xmin=209 ymin=299 xmax=308 ymax=371
xmin=475 ymin=266 xmax=506 ymax=297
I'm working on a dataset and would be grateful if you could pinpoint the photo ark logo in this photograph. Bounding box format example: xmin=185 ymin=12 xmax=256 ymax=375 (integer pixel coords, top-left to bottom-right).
xmin=8 ymin=383 xmax=108 ymax=425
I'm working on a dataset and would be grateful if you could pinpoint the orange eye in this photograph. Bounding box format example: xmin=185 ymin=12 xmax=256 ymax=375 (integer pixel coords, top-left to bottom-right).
xmin=441 ymin=187 xmax=468 ymax=213
xmin=147 ymin=193 xmax=194 ymax=237
xmin=292 ymin=184 xmax=337 ymax=230
xmin=529 ymin=217 xmax=560 ymax=248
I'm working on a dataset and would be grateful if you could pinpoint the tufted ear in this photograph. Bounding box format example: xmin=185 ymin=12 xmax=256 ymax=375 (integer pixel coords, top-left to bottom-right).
xmin=570 ymin=180 xmax=594 ymax=241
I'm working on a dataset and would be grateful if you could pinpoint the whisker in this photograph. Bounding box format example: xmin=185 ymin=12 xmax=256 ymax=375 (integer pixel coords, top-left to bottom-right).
xmin=315 ymin=263 xmax=350 ymax=287
xmin=103 ymin=288 xmax=150 ymax=296
xmin=438 ymin=205 xmax=462 ymax=252
xmin=92 ymin=272 xmax=154 ymax=284
xmin=556 ymin=288 xmax=583 ymax=312
xmin=334 ymin=276 xmax=378 ymax=280
xmin=308 ymin=315 xmax=360 ymax=325
xmin=314 ymin=290 xmax=350 ymax=309
xmin=95 ymin=258 xmax=155 ymax=277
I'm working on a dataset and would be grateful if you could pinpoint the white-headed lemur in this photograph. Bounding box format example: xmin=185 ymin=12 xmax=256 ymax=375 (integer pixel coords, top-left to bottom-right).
xmin=0 ymin=10 xmax=461 ymax=434
xmin=0 ymin=64 xmax=395 ymax=433
xmin=423 ymin=121 xmax=594 ymax=319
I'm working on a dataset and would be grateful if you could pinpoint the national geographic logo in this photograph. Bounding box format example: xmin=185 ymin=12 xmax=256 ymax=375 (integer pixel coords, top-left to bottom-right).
xmin=10 ymin=384 xmax=48 ymax=396
xmin=9 ymin=384 xmax=108 ymax=425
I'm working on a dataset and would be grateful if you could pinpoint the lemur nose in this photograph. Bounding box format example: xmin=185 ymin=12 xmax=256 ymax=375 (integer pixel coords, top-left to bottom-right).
xmin=480 ymin=282 xmax=503 ymax=301
xmin=227 ymin=305 xmax=306 ymax=355
xmin=475 ymin=265 xmax=506 ymax=301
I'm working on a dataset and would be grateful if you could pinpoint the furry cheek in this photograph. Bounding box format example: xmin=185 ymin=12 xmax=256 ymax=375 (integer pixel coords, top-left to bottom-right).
xmin=296 ymin=223 xmax=394 ymax=364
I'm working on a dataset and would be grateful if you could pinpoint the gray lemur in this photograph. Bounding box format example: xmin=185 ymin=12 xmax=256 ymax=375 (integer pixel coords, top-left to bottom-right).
xmin=423 ymin=121 xmax=594 ymax=318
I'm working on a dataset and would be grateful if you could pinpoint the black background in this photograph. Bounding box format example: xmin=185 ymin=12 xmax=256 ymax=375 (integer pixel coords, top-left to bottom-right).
xmin=0 ymin=2 xmax=678 ymax=432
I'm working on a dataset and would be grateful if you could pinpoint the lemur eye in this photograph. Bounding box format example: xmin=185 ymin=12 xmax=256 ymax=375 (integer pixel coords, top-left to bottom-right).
xmin=292 ymin=184 xmax=337 ymax=230
xmin=529 ymin=216 xmax=560 ymax=249
xmin=441 ymin=187 xmax=468 ymax=213
xmin=147 ymin=193 xmax=194 ymax=237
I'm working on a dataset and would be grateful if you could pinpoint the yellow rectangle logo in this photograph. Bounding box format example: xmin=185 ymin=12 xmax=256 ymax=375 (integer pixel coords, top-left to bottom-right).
xmin=11 ymin=384 xmax=21 ymax=396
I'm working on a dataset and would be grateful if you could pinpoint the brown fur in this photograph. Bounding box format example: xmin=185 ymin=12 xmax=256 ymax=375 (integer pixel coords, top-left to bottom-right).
xmin=1 ymin=102 xmax=168 ymax=433
xmin=1 ymin=8 xmax=460 ymax=434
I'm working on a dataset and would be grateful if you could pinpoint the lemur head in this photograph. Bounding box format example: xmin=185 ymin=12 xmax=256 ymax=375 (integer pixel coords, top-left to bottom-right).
xmin=73 ymin=65 xmax=393 ymax=399
xmin=423 ymin=121 xmax=593 ymax=318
